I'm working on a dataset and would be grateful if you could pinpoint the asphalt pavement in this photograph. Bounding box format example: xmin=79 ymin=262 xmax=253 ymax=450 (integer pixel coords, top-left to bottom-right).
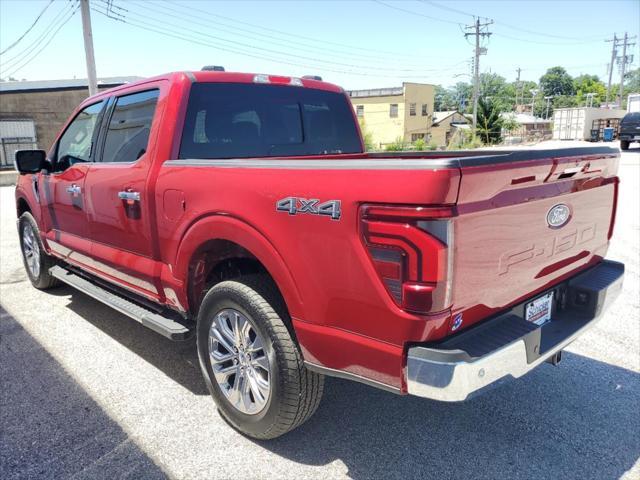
xmin=1 ymin=147 xmax=639 ymax=480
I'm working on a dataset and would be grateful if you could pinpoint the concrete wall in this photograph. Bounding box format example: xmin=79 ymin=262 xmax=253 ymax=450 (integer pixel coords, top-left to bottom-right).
xmin=0 ymin=86 xmax=112 ymax=154
xmin=353 ymin=94 xmax=405 ymax=147
xmin=402 ymin=83 xmax=434 ymax=142
xmin=350 ymin=82 xmax=435 ymax=148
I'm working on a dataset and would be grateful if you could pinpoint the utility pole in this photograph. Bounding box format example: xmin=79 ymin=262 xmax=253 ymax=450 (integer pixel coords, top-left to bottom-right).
xmin=605 ymin=34 xmax=618 ymax=107
xmin=544 ymin=95 xmax=553 ymax=119
xmin=465 ymin=17 xmax=493 ymax=132
xmin=530 ymin=89 xmax=539 ymax=128
xmin=515 ymin=67 xmax=522 ymax=109
xmin=617 ymin=32 xmax=637 ymax=107
xmin=80 ymin=0 xmax=98 ymax=96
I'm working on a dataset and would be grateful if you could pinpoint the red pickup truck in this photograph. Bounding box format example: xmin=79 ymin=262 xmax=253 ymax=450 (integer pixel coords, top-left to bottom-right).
xmin=14 ymin=70 xmax=624 ymax=439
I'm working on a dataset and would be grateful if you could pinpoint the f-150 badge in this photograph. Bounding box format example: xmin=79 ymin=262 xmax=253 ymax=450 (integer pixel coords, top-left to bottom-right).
xmin=276 ymin=197 xmax=341 ymax=221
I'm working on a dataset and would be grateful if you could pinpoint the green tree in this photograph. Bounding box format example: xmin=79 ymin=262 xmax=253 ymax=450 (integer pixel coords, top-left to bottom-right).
xmin=476 ymin=97 xmax=502 ymax=144
xmin=480 ymin=73 xmax=515 ymax=112
xmin=573 ymin=74 xmax=607 ymax=106
xmin=540 ymin=66 xmax=575 ymax=97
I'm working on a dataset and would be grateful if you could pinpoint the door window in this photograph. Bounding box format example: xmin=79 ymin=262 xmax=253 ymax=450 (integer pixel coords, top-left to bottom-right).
xmin=56 ymin=101 xmax=104 ymax=169
xmin=101 ymin=89 xmax=159 ymax=163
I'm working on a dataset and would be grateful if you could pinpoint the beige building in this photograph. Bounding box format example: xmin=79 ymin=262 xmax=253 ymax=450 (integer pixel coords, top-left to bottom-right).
xmin=430 ymin=111 xmax=470 ymax=147
xmin=348 ymin=83 xmax=435 ymax=148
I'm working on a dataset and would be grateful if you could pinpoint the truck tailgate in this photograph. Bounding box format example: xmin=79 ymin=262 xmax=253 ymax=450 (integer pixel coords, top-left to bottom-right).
xmin=451 ymin=149 xmax=619 ymax=330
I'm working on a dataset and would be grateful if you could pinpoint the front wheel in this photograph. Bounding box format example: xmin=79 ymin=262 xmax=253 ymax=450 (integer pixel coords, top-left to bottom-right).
xmin=196 ymin=275 xmax=324 ymax=439
xmin=18 ymin=212 xmax=59 ymax=290
xmin=620 ymin=140 xmax=630 ymax=151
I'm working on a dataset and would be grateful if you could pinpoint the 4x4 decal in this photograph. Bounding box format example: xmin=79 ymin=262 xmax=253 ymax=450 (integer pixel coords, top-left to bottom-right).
xmin=276 ymin=197 xmax=341 ymax=221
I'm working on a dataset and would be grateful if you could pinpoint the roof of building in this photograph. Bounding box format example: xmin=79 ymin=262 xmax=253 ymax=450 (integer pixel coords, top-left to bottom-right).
xmin=347 ymin=86 xmax=404 ymax=98
xmin=432 ymin=110 xmax=469 ymax=124
xmin=0 ymin=76 xmax=142 ymax=93
xmin=501 ymin=112 xmax=551 ymax=124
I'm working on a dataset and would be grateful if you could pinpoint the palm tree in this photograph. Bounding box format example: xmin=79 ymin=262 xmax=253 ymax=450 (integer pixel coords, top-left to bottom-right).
xmin=476 ymin=97 xmax=502 ymax=144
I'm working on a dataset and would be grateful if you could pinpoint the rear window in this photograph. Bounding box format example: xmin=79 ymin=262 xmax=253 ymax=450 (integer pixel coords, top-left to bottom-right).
xmin=622 ymin=112 xmax=640 ymax=123
xmin=179 ymin=83 xmax=362 ymax=159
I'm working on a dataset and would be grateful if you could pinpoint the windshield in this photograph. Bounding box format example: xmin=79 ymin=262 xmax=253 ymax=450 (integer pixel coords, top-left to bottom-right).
xmin=179 ymin=83 xmax=362 ymax=159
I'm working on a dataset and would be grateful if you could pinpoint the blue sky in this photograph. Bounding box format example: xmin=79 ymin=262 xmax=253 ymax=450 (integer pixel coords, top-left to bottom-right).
xmin=0 ymin=0 xmax=638 ymax=89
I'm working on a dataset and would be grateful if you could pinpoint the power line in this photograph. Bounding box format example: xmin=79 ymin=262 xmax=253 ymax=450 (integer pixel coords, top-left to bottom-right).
xmin=1 ymin=1 xmax=78 ymax=72
xmin=0 ymin=0 xmax=55 ymax=55
xmin=118 ymin=0 xmax=456 ymax=71
xmin=93 ymin=1 xmax=468 ymax=78
xmin=421 ymin=0 xmax=606 ymax=42
xmin=90 ymin=4 xmax=451 ymax=80
xmin=3 ymin=3 xmax=80 ymax=78
xmin=140 ymin=0 xmax=449 ymax=65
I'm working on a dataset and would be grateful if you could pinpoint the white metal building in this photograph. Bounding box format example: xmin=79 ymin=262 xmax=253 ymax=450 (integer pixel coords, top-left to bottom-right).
xmin=552 ymin=107 xmax=626 ymax=141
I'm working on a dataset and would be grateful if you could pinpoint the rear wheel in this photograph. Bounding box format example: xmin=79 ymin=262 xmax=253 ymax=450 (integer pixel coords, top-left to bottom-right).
xmin=196 ymin=275 xmax=324 ymax=439
xmin=620 ymin=140 xmax=630 ymax=150
xmin=18 ymin=212 xmax=59 ymax=290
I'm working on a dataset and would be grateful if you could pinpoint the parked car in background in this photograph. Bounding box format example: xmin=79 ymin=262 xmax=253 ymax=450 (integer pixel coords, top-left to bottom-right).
xmin=13 ymin=70 xmax=624 ymax=439
xmin=619 ymin=111 xmax=640 ymax=150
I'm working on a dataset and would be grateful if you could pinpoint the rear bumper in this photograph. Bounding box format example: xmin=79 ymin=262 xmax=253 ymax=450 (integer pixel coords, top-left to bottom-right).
xmin=406 ymin=260 xmax=624 ymax=401
xmin=619 ymin=133 xmax=640 ymax=141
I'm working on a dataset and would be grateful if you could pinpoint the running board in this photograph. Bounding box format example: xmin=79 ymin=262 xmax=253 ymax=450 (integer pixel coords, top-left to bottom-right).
xmin=49 ymin=265 xmax=192 ymax=341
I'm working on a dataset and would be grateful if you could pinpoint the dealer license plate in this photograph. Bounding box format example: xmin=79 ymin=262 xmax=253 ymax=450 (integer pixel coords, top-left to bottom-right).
xmin=525 ymin=292 xmax=554 ymax=326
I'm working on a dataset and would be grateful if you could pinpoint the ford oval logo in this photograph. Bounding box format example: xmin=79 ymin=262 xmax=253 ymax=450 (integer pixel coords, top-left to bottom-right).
xmin=547 ymin=204 xmax=571 ymax=229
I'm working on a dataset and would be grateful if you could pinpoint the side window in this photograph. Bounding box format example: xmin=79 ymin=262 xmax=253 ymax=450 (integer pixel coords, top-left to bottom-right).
xmin=56 ymin=101 xmax=104 ymax=167
xmin=101 ymin=89 xmax=159 ymax=163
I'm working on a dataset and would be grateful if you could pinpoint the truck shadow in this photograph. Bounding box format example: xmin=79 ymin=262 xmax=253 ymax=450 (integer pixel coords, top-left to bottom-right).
xmin=54 ymin=286 xmax=638 ymax=480
xmin=52 ymin=285 xmax=209 ymax=396
xmin=258 ymin=357 xmax=640 ymax=480
xmin=0 ymin=308 xmax=167 ymax=480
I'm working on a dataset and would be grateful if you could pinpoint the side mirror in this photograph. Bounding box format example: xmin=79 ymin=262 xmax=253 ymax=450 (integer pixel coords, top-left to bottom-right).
xmin=14 ymin=150 xmax=48 ymax=174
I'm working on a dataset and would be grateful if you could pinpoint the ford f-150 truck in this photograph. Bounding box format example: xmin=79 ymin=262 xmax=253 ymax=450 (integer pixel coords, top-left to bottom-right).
xmin=14 ymin=70 xmax=624 ymax=439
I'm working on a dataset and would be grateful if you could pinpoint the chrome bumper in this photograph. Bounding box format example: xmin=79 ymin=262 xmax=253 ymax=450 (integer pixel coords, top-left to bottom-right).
xmin=407 ymin=260 xmax=624 ymax=402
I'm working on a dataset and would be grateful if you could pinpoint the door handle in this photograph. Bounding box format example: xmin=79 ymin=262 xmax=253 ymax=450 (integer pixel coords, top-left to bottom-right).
xmin=66 ymin=184 xmax=81 ymax=195
xmin=118 ymin=191 xmax=141 ymax=203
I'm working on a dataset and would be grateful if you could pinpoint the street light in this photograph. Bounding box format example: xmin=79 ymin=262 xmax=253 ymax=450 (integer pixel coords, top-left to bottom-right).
xmin=530 ymin=89 xmax=539 ymax=128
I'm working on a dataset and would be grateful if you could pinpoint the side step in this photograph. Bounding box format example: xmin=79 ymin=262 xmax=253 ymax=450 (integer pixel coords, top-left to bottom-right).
xmin=49 ymin=265 xmax=193 ymax=341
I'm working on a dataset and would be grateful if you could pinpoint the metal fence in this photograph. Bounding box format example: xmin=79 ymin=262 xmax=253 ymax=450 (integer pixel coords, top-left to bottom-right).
xmin=1 ymin=138 xmax=38 ymax=169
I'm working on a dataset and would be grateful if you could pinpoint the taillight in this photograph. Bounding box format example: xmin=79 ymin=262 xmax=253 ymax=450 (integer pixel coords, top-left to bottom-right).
xmin=360 ymin=204 xmax=455 ymax=314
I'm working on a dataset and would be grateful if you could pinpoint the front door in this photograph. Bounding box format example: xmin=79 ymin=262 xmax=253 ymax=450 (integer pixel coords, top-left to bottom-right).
xmin=40 ymin=101 xmax=105 ymax=261
xmin=84 ymin=87 xmax=162 ymax=298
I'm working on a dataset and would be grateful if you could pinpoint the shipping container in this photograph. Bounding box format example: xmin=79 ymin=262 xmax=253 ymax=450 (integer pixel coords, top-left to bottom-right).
xmin=552 ymin=107 xmax=626 ymax=141
xmin=628 ymin=93 xmax=640 ymax=113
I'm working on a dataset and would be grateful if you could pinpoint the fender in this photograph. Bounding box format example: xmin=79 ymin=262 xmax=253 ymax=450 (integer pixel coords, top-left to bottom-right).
xmin=171 ymin=214 xmax=304 ymax=319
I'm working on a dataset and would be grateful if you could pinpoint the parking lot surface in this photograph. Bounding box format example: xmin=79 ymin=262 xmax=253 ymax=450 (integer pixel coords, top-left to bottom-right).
xmin=1 ymin=148 xmax=639 ymax=480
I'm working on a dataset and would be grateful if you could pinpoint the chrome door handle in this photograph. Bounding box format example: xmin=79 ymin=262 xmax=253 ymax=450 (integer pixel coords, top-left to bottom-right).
xmin=118 ymin=191 xmax=141 ymax=202
xmin=66 ymin=184 xmax=81 ymax=195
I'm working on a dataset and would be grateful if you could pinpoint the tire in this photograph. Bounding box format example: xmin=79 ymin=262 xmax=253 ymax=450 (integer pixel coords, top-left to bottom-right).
xmin=196 ymin=274 xmax=324 ymax=439
xmin=18 ymin=212 xmax=59 ymax=290
xmin=620 ymin=140 xmax=630 ymax=151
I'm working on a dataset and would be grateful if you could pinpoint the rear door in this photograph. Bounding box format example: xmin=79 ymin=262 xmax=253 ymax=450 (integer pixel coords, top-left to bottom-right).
xmin=40 ymin=100 xmax=105 ymax=259
xmin=84 ymin=86 xmax=162 ymax=298
xmin=452 ymin=149 xmax=619 ymax=328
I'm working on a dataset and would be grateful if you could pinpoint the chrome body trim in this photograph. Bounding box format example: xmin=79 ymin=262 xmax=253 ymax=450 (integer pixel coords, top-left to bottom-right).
xmin=164 ymin=158 xmax=465 ymax=170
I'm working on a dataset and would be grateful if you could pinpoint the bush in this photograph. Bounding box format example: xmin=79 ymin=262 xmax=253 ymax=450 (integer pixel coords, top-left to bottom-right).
xmin=447 ymin=130 xmax=483 ymax=150
xmin=384 ymin=137 xmax=407 ymax=151
xmin=413 ymin=138 xmax=426 ymax=151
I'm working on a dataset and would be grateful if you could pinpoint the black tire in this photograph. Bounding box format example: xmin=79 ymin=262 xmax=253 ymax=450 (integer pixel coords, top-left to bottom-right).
xmin=620 ymin=140 xmax=630 ymax=151
xmin=196 ymin=274 xmax=324 ymax=439
xmin=18 ymin=212 xmax=59 ymax=290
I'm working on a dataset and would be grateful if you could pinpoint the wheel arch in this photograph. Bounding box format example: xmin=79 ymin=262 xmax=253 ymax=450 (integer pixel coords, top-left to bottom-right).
xmin=173 ymin=215 xmax=304 ymax=323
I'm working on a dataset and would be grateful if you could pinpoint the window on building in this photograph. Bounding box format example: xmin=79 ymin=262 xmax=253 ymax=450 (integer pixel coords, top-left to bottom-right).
xmin=409 ymin=103 xmax=416 ymax=116
xmin=422 ymin=104 xmax=428 ymax=116
xmin=101 ymin=89 xmax=159 ymax=163
xmin=356 ymin=105 xmax=364 ymax=117
xmin=56 ymin=101 xmax=104 ymax=166
xmin=389 ymin=104 xmax=398 ymax=118
xmin=411 ymin=133 xmax=425 ymax=142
